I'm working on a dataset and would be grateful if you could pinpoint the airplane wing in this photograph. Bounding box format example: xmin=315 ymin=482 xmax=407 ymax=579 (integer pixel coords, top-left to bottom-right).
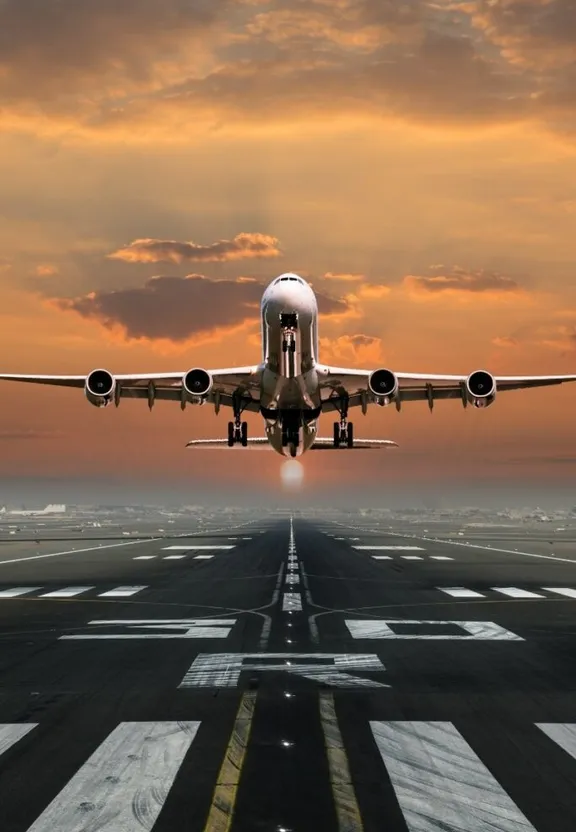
xmin=186 ymin=438 xmax=270 ymax=449
xmin=0 ymin=367 xmax=262 ymax=411
xmin=311 ymin=438 xmax=398 ymax=450
xmin=316 ymin=364 xmax=576 ymax=412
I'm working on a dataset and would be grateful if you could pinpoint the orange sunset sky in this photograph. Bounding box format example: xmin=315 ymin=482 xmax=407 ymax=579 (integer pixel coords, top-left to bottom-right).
xmin=0 ymin=0 xmax=576 ymax=505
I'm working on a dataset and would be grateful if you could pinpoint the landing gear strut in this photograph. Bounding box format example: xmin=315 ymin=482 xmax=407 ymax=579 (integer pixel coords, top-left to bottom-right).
xmin=333 ymin=395 xmax=353 ymax=448
xmin=227 ymin=394 xmax=248 ymax=446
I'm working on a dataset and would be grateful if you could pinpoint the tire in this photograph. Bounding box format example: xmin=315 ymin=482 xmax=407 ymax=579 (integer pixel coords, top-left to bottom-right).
xmin=241 ymin=421 xmax=248 ymax=447
xmin=347 ymin=422 xmax=354 ymax=448
xmin=333 ymin=422 xmax=340 ymax=448
xmin=227 ymin=421 xmax=235 ymax=447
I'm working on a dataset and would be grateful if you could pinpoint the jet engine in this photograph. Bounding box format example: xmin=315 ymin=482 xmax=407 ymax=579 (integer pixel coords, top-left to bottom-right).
xmin=183 ymin=368 xmax=213 ymax=400
xmin=368 ymin=368 xmax=398 ymax=404
xmin=466 ymin=370 xmax=496 ymax=408
xmin=85 ymin=369 xmax=115 ymax=408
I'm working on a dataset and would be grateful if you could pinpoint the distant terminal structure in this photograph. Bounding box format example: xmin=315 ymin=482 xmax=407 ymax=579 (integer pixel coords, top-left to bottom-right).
xmin=1 ymin=504 xmax=67 ymax=516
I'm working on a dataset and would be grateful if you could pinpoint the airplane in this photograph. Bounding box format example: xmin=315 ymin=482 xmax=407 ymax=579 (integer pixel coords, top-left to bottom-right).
xmin=1 ymin=271 xmax=576 ymax=458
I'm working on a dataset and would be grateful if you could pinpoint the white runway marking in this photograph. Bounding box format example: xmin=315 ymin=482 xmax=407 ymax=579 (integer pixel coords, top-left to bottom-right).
xmin=371 ymin=721 xmax=536 ymax=832
xmin=60 ymin=619 xmax=235 ymax=640
xmin=40 ymin=587 xmax=94 ymax=598
xmin=133 ymin=556 xmax=156 ymax=560
xmin=97 ymin=586 xmax=147 ymax=598
xmin=354 ymin=545 xmax=425 ymax=551
xmin=405 ymin=535 xmax=576 ymax=565
xmin=538 ymin=723 xmax=576 ymax=761
xmin=25 ymin=721 xmax=199 ymax=832
xmin=285 ymin=575 xmax=300 ymax=584
xmin=438 ymin=587 xmax=484 ymax=598
xmin=401 ymin=555 xmax=423 ymax=560
xmin=431 ymin=556 xmax=453 ymax=561
xmin=372 ymin=555 xmax=392 ymax=560
xmin=0 ymin=723 xmax=37 ymax=757
xmin=163 ymin=545 xmax=234 ymax=551
xmin=164 ymin=555 xmax=186 ymax=560
xmin=492 ymin=587 xmax=543 ymax=599
xmin=0 ymin=538 xmax=163 ymax=567
xmin=282 ymin=593 xmax=302 ymax=611
xmin=0 ymin=587 xmax=41 ymax=598
xmin=542 ymin=587 xmax=576 ymax=599
xmin=194 ymin=555 xmax=214 ymax=560
xmin=346 ymin=619 xmax=522 ymax=641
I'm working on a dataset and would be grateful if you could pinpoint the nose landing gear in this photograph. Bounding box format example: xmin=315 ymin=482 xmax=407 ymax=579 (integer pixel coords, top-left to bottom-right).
xmin=227 ymin=419 xmax=248 ymax=446
xmin=333 ymin=394 xmax=354 ymax=448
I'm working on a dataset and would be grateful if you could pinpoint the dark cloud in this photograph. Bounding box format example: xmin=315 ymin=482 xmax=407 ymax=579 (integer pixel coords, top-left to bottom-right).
xmin=348 ymin=334 xmax=380 ymax=348
xmin=109 ymin=233 xmax=282 ymax=264
xmin=51 ymin=274 xmax=350 ymax=342
xmin=404 ymin=265 xmax=521 ymax=294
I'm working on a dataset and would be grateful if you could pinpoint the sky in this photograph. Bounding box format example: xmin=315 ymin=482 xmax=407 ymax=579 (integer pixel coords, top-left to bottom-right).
xmin=1 ymin=0 xmax=576 ymax=505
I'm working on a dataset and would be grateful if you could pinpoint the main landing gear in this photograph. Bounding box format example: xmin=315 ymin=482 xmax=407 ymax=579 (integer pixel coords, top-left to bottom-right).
xmin=227 ymin=392 xmax=248 ymax=446
xmin=333 ymin=394 xmax=353 ymax=448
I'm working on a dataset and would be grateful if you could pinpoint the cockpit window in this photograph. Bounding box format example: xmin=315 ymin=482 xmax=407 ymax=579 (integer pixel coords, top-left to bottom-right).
xmin=276 ymin=276 xmax=304 ymax=283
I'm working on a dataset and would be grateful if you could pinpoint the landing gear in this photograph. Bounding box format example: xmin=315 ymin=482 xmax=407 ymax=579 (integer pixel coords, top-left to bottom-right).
xmin=333 ymin=394 xmax=353 ymax=448
xmin=227 ymin=419 xmax=248 ymax=446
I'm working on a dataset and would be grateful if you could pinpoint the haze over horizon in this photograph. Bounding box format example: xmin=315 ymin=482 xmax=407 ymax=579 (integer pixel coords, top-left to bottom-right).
xmin=1 ymin=0 xmax=576 ymax=500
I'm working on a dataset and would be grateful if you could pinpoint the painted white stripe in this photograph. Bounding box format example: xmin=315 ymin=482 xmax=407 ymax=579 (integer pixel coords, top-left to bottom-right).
xmin=404 ymin=534 xmax=576 ymax=565
xmin=491 ymin=587 xmax=543 ymax=599
xmin=542 ymin=587 xmax=576 ymax=599
xmin=0 ymin=723 xmax=37 ymax=757
xmin=25 ymin=722 xmax=199 ymax=832
xmin=430 ymin=556 xmax=453 ymax=561
xmin=0 ymin=538 xmax=163 ymax=567
xmin=163 ymin=545 xmax=234 ymax=551
xmin=372 ymin=555 xmax=392 ymax=560
xmin=401 ymin=555 xmax=423 ymax=560
xmin=538 ymin=723 xmax=576 ymax=761
xmin=285 ymin=575 xmax=300 ymax=584
xmin=354 ymin=545 xmax=424 ymax=551
xmin=346 ymin=619 xmax=522 ymax=641
xmin=97 ymin=586 xmax=147 ymax=598
xmin=164 ymin=555 xmax=186 ymax=560
xmin=0 ymin=587 xmax=41 ymax=598
xmin=282 ymin=593 xmax=302 ymax=611
xmin=438 ymin=587 xmax=485 ymax=598
xmin=194 ymin=555 xmax=214 ymax=560
xmin=371 ymin=721 xmax=536 ymax=832
xmin=133 ymin=556 xmax=156 ymax=560
xmin=40 ymin=587 xmax=94 ymax=598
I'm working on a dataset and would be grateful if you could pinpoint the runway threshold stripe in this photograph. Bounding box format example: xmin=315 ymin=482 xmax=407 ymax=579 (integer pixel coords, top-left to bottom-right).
xmin=97 ymin=586 xmax=147 ymax=598
xmin=0 ymin=723 xmax=37 ymax=757
xmin=0 ymin=587 xmax=41 ymax=598
xmin=202 ymin=692 xmax=257 ymax=832
xmin=39 ymin=587 xmax=94 ymax=598
xmin=542 ymin=587 xmax=576 ymax=599
xmin=195 ymin=555 xmax=214 ymax=560
xmin=538 ymin=723 xmax=576 ymax=761
xmin=370 ymin=721 xmax=536 ymax=832
xmin=491 ymin=587 xmax=543 ymax=599
xmin=163 ymin=545 xmax=234 ymax=551
xmin=319 ymin=693 xmax=364 ymax=832
xmin=25 ymin=721 xmax=199 ymax=832
xmin=353 ymin=546 xmax=424 ymax=551
xmin=438 ymin=587 xmax=484 ymax=598
xmin=430 ymin=556 xmax=453 ymax=561
xmin=372 ymin=555 xmax=392 ymax=560
xmin=401 ymin=555 xmax=423 ymax=560
xmin=133 ymin=555 xmax=156 ymax=560
xmin=164 ymin=555 xmax=186 ymax=560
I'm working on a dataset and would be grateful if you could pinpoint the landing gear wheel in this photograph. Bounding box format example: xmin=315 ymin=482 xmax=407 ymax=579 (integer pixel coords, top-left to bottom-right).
xmin=227 ymin=421 xmax=235 ymax=447
xmin=346 ymin=422 xmax=354 ymax=448
xmin=333 ymin=421 xmax=340 ymax=449
xmin=241 ymin=421 xmax=248 ymax=447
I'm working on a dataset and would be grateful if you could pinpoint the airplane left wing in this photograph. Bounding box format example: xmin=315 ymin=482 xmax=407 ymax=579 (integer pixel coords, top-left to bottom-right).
xmin=0 ymin=366 xmax=262 ymax=411
xmin=316 ymin=364 xmax=576 ymax=412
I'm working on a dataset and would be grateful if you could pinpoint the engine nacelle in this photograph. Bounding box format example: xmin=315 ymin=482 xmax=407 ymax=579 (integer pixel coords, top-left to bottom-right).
xmin=466 ymin=369 xmax=496 ymax=408
xmin=85 ymin=369 xmax=115 ymax=408
xmin=183 ymin=368 xmax=213 ymax=400
xmin=368 ymin=368 xmax=398 ymax=404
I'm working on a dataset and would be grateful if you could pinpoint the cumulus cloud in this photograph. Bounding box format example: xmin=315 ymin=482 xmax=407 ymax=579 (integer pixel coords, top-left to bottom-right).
xmin=403 ymin=265 xmax=522 ymax=297
xmin=322 ymin=272 xmax=366 ymax=282
xmin=320 ymin=333 xmax=385 ymax=364
xmin=32 ymin=264 xmax=58 ymax=277
xmin=50 ymin=273 xmax=350 ymax=343
xmin=492 ymin=335 xmax=518 ymax=347
xmin=108 ymin=233 xmax=282 ymax=264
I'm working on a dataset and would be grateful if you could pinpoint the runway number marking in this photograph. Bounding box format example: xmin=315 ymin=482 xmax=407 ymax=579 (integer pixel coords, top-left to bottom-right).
xmin=59 ymin=618 xmax=236 ymax=640
xmin=179 ymin=653 xmax=389 ymax=689
xmin=345 ymin=619 xmax=523 ymax=640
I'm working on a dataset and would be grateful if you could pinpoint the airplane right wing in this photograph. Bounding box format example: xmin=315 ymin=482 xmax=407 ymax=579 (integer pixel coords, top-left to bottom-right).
xmin=311 ymin=438 xmax=398 ymax=450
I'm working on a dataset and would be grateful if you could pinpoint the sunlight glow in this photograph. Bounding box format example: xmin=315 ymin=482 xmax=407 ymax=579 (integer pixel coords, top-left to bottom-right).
xmin=281 ymin=460 xmax=304 ymax=490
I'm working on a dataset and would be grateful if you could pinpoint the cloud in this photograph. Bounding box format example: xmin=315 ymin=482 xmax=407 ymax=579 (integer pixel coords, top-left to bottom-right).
xmin=108 ymin=233 xmax=282 ymax=264
xmin=403 ymin=265 xmax=522 ymax=298
xmin=322 ymin=272 xmax=366 ymax=282
xmin=320 ymin=333 xmax=385 ymax=365
xmin=492 ymin=336 xmax=518 ymax=348
xmin=49 ymin=273 xmax=351 ymax=344
xmin=32 ymin=264 xmax=58 ymax=277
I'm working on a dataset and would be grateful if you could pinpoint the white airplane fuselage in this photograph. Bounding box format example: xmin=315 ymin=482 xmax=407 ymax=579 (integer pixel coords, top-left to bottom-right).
xmin=259 ymin=274 xmax=321 ymax=457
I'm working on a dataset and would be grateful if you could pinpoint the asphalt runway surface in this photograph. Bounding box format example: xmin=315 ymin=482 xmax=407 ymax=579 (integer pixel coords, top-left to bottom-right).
xmin=1 ymin=513 xmax=576 ymax=830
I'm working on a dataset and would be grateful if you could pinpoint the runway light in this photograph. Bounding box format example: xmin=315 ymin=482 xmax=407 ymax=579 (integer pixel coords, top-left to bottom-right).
xmin=281 ymin=740 xmax=293 ymax=747
xmin=280 ymin=460 xmax=304 ymax=490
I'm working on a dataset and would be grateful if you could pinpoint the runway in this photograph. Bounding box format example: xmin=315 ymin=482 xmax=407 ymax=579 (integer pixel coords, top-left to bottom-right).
xmin=1 ymin=512 xmax=576 ymax=830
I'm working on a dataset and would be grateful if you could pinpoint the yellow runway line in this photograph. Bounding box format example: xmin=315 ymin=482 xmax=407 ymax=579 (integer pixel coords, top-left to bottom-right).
xmin=203 ymin=691 xmax=257 ymax=832
xmin=319 ymin=692 xmax=364 ymax=832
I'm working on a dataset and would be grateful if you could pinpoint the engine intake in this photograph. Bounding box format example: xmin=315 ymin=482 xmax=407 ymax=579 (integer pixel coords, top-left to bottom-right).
xmin=183 ymin=368 xmax=213 ymax=399
xmin=85 ymin=369 xmax=115 ymax=408
xmin=368 ymin=368 xmax=398 ymax=402
xmin=466 ymin=370 xmax=496 ymax=408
